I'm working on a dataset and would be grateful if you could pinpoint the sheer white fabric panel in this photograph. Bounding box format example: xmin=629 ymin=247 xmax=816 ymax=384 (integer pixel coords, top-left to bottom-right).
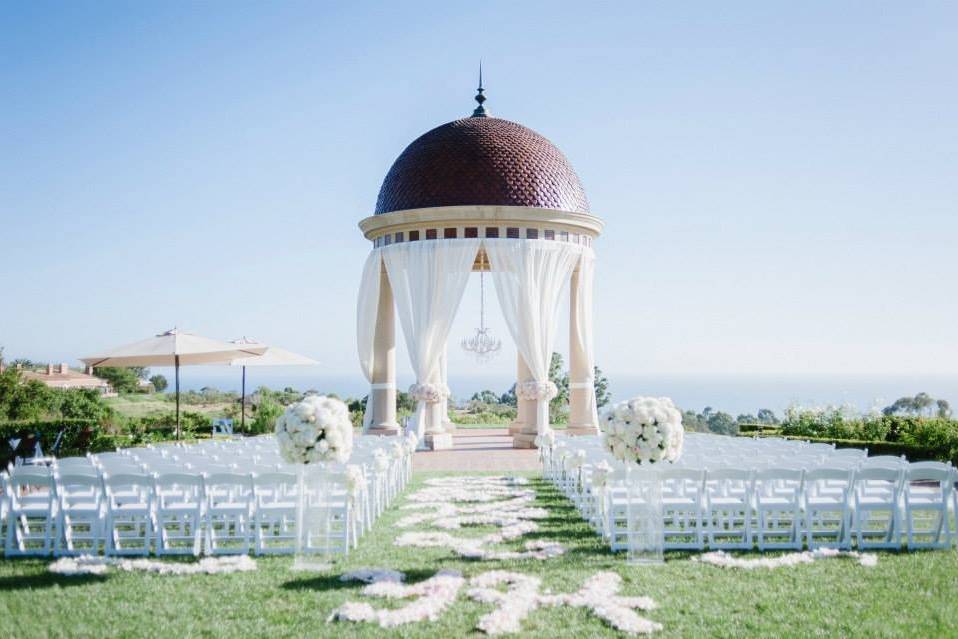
xmin=383 ymin=239 xmax=481 ymax=437
xmin=574 ymin=248 xmax=599 ymax=426
xmin=484 ymin=239 xmax=583 ymax=428
xmin=356 ymin=249 xmax=383 ymax=432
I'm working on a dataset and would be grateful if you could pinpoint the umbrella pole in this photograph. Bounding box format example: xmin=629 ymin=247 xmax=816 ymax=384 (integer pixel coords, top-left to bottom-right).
xmin=175 ymin=355 xmax=181 ymax=440
xmin=241 ymin=366 xmax=246 ymax=434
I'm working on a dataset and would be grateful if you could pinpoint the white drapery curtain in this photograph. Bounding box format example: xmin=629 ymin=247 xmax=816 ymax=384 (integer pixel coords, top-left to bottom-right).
xmin=356 ymin=249 xmax=383 ymax=433
xmin=572 ymin=248 xmax=599 ymax=426
xmin=383 ymin=239 xmax=481 ymax=439
xmin=484 ymin=239 xmax=583 ymax=432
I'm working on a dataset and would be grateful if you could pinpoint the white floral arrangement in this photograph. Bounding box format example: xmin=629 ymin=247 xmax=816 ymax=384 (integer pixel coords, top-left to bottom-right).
xmin=344 ymin=464 xmax=365 ymax=498
xmin=533 ymin=429 xmax=556 ymax=449
xmin=275 ymin=395 xmax=353 ymax=464
xmin=409 ymin=383 xmax=443 ymax=404
xmin=563 ymin=449 xmax=587 ymax=472
xmin=590 ymin=460 xmax=615 ymax=490
xmin=516 ymin=380 xmax=558 ymax=401
xmin=373 ymin=448 xmax=391 ymax=473
xmin=600 ymin=396 xmax=684 ymax=465
xmin=403 ymin=432 xmax=419 ymax=454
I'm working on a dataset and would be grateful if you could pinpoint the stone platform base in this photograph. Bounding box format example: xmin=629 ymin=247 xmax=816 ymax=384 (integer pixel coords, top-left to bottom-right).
xmin=564 ymin=425 xmax=600 ymax=437
xmin=424 ymin=432 xmax=454 ymax=450
xmin=367 ymin=425 xmax=400 ymax=437
xmin=512 ymin=432 xmax=538 ymax=449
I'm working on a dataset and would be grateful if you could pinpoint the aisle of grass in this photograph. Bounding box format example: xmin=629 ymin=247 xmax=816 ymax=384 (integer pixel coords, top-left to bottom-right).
xmin=0 ymin=473 xmax=956 ymax=638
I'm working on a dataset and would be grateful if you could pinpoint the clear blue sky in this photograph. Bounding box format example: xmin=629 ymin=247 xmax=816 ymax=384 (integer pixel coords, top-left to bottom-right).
xmin=2 ymin=1 xmax=956 ymax=390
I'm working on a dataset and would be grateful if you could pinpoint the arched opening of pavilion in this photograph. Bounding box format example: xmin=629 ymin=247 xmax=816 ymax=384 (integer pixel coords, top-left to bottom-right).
xmin=356 ymin=82 xmax=604 ymax=450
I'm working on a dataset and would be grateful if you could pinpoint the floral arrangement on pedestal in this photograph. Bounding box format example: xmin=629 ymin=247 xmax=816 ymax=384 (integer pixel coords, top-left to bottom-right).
xmin=274 ymin=395 xmax=354 ymax=572
xmin=599 ymin=396 xmax=684 ymax=465
xmin=408 ymin=382 xmax=443 ymax=405
xmin=599 ymin=396 xmax=683 ymax=566
xmin=275 ymin=395 xmax=354 ymax=464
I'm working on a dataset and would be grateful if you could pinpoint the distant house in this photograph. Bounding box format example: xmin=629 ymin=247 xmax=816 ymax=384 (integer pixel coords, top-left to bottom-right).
xmin=10 ymin=362 xmax=117 ymax=397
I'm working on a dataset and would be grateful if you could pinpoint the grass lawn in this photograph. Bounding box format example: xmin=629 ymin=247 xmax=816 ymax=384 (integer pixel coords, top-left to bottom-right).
xmin=0 ymin=473 xmax=955 ymax=638
xmin=105 ymin=394 xmax=233 ymax=418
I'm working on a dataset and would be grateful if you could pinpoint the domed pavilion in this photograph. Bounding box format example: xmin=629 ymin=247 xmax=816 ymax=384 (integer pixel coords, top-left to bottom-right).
xmin=356 ymin=80 xmax=604 ymax=449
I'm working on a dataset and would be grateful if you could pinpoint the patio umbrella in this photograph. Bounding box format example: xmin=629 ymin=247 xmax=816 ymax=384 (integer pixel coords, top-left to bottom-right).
xmin=81 ymin=328 xmax=267 ymax=439
xmin=226 ymin=338 xmax=320 ymax=432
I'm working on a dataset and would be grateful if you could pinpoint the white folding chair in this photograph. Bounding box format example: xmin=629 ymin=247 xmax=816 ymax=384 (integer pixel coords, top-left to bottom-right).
xmin=4 ymin=470 xmax=56 ymax=556
xmin=659 ymin=467 xmax=705 ymax=550
xmin=804 ymin=467 xmax=853 ymax=549
xmin=55 ymin=474 xmax=106 ymax=555
xmin=704 ymin=468 xmax=753 ymax=549
xmin=154 ymin=473 xmax=205 ymax=556
xmin=753 ymin=468 xmax=804 ymax=550
xmin=902 ymin=466 xmax=953 ymax=549
xmin=205 ymin=473 xmax=254 ymax=555
xmin=104 ymin=473 xmax=156 ymax=556
xmin=853 ymin=467 xmax=903 ymax=549
xmin=252 ymin=472 xmax=298 ymax=555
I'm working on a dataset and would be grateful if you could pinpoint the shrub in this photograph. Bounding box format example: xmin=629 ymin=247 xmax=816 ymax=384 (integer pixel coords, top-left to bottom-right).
xmin=0 ymin=419 xmax=99 ymax=457
xmin=767 ymin=407 xmax=958 ymax=466
xmin=249 ymin=397 xmax=282 ymax=435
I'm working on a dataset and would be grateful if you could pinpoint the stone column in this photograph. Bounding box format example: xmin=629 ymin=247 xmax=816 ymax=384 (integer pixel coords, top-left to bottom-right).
xmin=368 ymin=264 xmax=398 ymax=435
xmin=509 ymin=353 xmax=532 ymax=435
xmin=512 ymin=355 xmax=543 ymax=449
xmin=567 ymin=265 xmax=599 ymax=435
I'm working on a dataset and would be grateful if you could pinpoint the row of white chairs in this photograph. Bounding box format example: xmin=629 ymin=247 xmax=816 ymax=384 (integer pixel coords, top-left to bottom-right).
xmin=544 ymin=434 xmax=958 ymax=552
xmin=0 ymin=434 xmax=413 ymax=557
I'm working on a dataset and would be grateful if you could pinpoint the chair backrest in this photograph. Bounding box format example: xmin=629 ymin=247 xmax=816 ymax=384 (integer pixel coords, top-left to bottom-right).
xmin=252 ymin=472 xmax=297 ymax=504
xmin=8 ymin=470 xmax=53 ymax=488
xmin=830 ymin=448 xmax=867 ymax=458
xmin=905 ymin=466 xmax=952 ymax=484
xmin=704 ymin=468 xmax=752 ymax=499
xmin=57 ymin=473 xmax=103 ymax=506
xmin=854 ymin=466 xmax=902 ymax=500
xmin=103 ymin=473 xmax=155 ymax=502
xmin=805 ymin=467 xmax=853 ymax=498
xmin=205 ymin=473 xmax=254 ymax=503
xmin=7 ymin=471 xmax=55 ymax=508
xmin=907 ymin=461 xmax=952 ymax=472
xmin=862 ymin=455 xmax=906 ymax=467
xmin=753 ymin=468 xmax=804 ymax=498
xmin=212 ymin=419 xmax=234 ymax=435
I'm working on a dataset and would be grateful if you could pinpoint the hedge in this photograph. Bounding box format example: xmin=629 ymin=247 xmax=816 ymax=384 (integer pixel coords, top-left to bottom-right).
xmin=745 ymin=433 xmax=957 ymax=466
xmin=0 ymin=419 xmax=98 ymax=458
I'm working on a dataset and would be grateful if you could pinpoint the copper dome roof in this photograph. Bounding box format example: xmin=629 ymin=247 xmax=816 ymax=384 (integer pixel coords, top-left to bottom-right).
xmin=375 ymin=116 xmax=590 ymax=215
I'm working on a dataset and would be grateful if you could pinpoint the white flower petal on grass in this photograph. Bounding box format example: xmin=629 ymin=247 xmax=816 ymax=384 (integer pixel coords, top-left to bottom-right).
xmin=694 ymin=549 xmax=878 ymax=570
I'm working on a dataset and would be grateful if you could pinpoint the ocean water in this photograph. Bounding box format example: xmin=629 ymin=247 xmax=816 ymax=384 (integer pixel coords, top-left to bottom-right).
xmin=149 ymin=367 xmax=956 ymax=417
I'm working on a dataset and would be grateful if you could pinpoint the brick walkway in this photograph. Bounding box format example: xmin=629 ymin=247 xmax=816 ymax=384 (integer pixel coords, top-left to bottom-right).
xmin=412 ymin=428 xmax=541 ymax=472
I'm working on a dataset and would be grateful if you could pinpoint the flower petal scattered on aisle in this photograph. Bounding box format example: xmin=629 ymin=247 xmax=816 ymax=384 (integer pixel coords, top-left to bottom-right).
xmin=392 ymin=475 xmax=565 ymax=561
xmin=49 ymin=555 xmax=257 ymax=576
xmin=693 ymin=548 xmax=878 ymax=569
xmin=327 ymin=569 xmax=465 ymax=628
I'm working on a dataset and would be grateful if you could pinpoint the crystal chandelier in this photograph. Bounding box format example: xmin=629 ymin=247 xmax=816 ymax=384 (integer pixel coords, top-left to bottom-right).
xmin=461 ymin=269 xmax=502 ymax=362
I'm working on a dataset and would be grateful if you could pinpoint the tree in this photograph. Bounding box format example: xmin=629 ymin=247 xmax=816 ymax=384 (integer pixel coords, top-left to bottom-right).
xmin=936 ymin=399 xmax=952 ymax=419
xmin=93 ymin=367 xmax=148 ymax=394
xmin=757 ymin=408 xmax=779 ymax=425
xmin=549 ymin=352 xmax=569 ymax=423
xmin=884 ymin=392 xmax=949 ymax=418
xmin=706 ymin=411 xmax=737 ymax=435
xmin=471 ymin=390 xmax=500 ymax=404
xmin=593 ymin=366 xmax=611 ymax=408
xmin=56 ymin=388 xmax=112 ymax=420
xmin=499 ymin=384 xmax=517 ymax=407
xmin=149 ymin=374 xmax=168 ymax=392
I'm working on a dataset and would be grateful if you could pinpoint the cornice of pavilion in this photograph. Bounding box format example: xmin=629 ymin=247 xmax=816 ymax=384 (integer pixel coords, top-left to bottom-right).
xmin=358 ymin=205 xmax=604 ymax=244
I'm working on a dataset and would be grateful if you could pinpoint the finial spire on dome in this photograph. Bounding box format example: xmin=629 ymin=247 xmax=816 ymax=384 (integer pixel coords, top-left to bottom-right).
xmin=472 ymin=62 xmax=489 ymax=117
